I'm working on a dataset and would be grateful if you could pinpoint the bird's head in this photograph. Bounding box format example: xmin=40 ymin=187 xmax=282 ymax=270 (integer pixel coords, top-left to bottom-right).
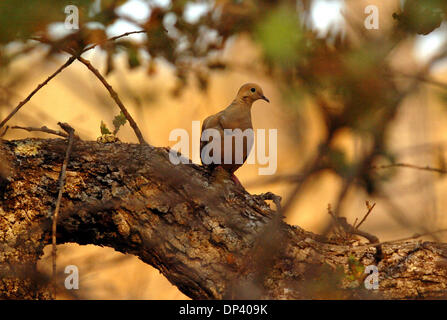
xmin=236 ymin=83 xmax=270 ymax=105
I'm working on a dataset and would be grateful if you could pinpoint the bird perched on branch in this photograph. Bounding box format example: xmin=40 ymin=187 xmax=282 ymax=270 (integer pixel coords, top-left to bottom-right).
xmin=200 ymin=83 xmax=269 ymax=185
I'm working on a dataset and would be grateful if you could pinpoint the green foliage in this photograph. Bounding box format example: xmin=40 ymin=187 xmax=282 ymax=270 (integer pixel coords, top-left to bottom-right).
xmin=100 ymin=120 xmax=111 ymax=135
xmin=100 ymin=111 xmax=127 ymax=137
xmin=255 ymin=6 xmax=306 ymax=67
xmin=112 ymin=111 xmax=127 ymax=135
xmin=346 ymin=256 xmax=365 ymax=283
xmin=326 ymin=147 xmax=351 ymax=177
xmin=393 ymin=0 xmax=446 ymax=35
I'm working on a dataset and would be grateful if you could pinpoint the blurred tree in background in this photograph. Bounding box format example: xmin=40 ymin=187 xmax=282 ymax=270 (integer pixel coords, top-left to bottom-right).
xmin=1 ymin=0 xmax=447 ymax=299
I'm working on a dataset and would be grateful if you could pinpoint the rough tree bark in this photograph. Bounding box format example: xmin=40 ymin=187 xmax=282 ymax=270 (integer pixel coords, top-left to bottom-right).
xmin=1 ymin=138 xmax=447 ymax=299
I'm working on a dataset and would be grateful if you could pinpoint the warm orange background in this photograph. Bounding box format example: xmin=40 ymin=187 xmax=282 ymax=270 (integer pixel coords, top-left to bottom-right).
xmin=3 ymin=0 xmax=447 ymax=299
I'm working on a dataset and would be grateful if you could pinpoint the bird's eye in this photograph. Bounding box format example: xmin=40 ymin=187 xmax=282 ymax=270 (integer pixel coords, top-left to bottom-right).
xmin=250 ymin=88 xmax=256 ymax=92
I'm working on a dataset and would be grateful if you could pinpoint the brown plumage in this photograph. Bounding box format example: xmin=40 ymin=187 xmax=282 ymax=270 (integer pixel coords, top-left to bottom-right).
xmin=200 ymin=83 xmax=269 ymax=178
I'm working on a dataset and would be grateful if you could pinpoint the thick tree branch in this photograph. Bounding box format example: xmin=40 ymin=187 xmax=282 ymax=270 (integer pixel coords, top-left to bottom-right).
xmin=1 ymin=139 xmax=447 ymax=299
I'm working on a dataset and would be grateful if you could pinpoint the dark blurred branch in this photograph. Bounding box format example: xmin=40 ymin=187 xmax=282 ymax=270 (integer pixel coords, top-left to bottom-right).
xmin=396 ymin=72 xmax=447 ymax=90
xmin=245 ymin=173 xmax=305 ymax=187
xmin=372 ymin=163 xmax=447 ymax=175
xmin=0 ymin=126 xmax=9 ymax=138
xmin=83 ymin=30 xmax=146 ymax=52
xmin=378 ymin=192 xmax=442 ymax=243
xmin=355 ymin=202 xmax=376 ymax=230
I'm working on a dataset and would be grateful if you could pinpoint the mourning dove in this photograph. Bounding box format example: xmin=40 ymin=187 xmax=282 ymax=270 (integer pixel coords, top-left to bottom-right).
xmin=200 ymin=83 xmax=269 ymax=184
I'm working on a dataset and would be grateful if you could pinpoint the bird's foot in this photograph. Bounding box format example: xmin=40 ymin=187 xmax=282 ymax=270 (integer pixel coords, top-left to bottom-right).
xmin=213 ymin=166 xmax=243 ymax=187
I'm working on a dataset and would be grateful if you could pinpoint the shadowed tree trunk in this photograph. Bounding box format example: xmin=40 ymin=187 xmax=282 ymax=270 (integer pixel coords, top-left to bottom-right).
xmin=1 ymin=138 xmax=447 ymax=299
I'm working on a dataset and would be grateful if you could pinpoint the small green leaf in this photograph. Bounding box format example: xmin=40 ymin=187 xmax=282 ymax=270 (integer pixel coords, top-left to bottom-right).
xmin=112 ymin=111 xmax=127 ymax=134
xmin=100 ymin=120 xmax=111 ymax=135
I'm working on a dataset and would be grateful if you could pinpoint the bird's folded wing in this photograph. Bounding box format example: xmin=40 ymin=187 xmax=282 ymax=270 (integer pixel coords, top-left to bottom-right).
xmin=200 ymin=112 xmax=225 ymax=162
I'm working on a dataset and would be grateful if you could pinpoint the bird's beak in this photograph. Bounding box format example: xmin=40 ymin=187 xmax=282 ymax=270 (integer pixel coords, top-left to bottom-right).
xmin=261 ymin=95 xmax=270 ymax=103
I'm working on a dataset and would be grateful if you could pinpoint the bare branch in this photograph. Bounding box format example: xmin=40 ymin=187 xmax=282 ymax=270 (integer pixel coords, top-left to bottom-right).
xmin=396 ymin=71 xmax=447 ymax=90
xmin=0 ymin=126 xmax=9 ymax=138
xmin=0 ymin=56 xmax=77 ymax=131
xmin=0 ymin=30 xmax=147 ymax=131
xmin=76 ymin=56 xmax=147 ymax=145
xmin=348 ymin=228 xmax=447 ymax=252
xmin=372 ymin=163 xmax=447 ymax=175
xmin=83 ymin=30 xmax=146 ymax=52
xmin=355 ymin=201 xmax=376 ymax=229
xmin=11 ymin=125 xmax=71 ymax=138
xmin=50 ymin=123 xmax=75 ymax=299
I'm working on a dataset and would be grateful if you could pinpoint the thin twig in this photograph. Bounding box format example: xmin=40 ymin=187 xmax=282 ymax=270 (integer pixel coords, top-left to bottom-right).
xmin=51 ymin=122 xmax=75 ymax=300
xmin=372 ymin=163 xmax=447 ymax=174
xmin=11 ymin=125 xmax=69 ymax=138
xmin=346 ymin=228 xmax=447 ymax=252
xmin=0 ymin=56 xmax=77 ymax=131
xmin=326 ymin=201 xmax=383 ymax=258
xmin=279 ymin=147 xmax=328 ymax=218
xmin=335 ymin=216 xmax=383 ymax=260
xmin=244 ymin=173 xmax=305 ymax=187
xmin=0 ymin=126 xmax=9 ymax=138
xmin=83 ymin=30 xmax=146 ymax=52
xmin=378 ymin=192 xmax=442 ymax=243
xmin=327 ymin=204 xmax=345 ymax=238
xmin=76 ymin=56 xmax=147 ymax=144
xmin=0 ymin=30 xmax=147 ymax=131
xmin=336 ymin=216 xmax=380 ymax=244
xmin=395 ymin=71 xmax=447 ymax=91
xmin=355 ymin=201 xmax=376 ymax=229
xmin=352 ymin=217 xmax=358 ymax=229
